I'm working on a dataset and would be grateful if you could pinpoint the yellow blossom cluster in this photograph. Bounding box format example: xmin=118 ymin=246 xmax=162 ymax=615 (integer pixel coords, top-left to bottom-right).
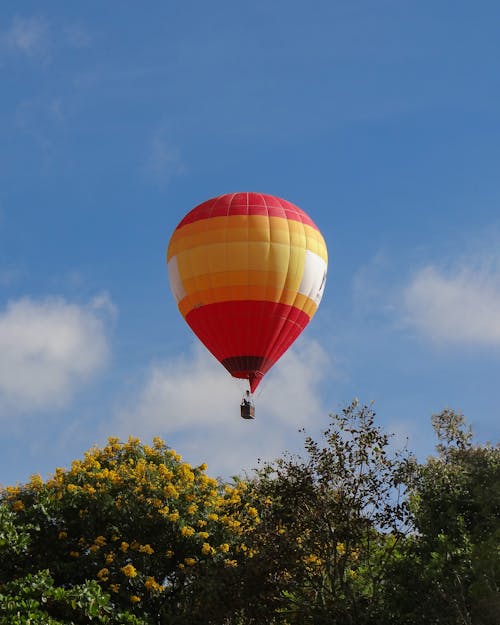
xmin=1 ymin=435 xmax=263 ymax=608
xmin=121 ymin=563 xmax=138 ymax=578
xmin=144 ymin=576 xmax=163 ymax=592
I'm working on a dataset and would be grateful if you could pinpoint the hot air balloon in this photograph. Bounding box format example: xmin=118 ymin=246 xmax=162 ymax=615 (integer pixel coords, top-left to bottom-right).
xmin=166 ymin=192 xmax=328 ymax=418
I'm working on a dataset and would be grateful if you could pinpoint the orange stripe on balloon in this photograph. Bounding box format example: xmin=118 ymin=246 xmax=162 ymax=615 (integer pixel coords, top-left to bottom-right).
xmin=178 ymin=287 xmax=318 ymax=318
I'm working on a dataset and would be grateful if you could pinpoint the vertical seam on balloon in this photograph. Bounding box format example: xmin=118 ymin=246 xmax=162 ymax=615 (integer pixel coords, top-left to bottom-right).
xmin=253 ymin=192 xmax=272 ymax=381
xmin=205 ymin=196 xmax=222 ymax=363
xmin=259 ymin=197 xmax=291 ymax=374
xmin=197 ymin=217 xmax=218 ymax=363
xmin=218 ymin=194 xmax=234 ymax=365
xmin=192 ymin=197 xmax=224 ymax=365
xmin=243 ymin=192 xmax=251 ymax=383
xmin=269 ymin=208 xmax=309 ymax=368
xmin=228 ymin=193 xmax=241 ymax=375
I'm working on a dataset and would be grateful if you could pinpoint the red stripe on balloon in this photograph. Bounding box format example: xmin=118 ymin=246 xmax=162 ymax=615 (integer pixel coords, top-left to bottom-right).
xmin=176 ymin=192 xmax=319 ymax=231
xmin=185 ymin=300 xmax=311 ymax=390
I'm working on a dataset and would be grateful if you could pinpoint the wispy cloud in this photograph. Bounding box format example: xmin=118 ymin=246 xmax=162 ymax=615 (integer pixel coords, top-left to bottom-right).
xmin=143 ymin=135 xmax=186 ymax=187
xmin=0 ymin=296 xmax=113 ymax=418
xmin=403 ymin=263 xmax=500 ymax=346
xmin=1 ymin=15 xmax=91 ymax=64
xmin=108 ymin=338 xmax=330 ymax=477
xmin=2 ymin=15 xmax=51 ymax=62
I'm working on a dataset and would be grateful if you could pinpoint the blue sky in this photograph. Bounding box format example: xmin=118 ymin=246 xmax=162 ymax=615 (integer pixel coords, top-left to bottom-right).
xmin=1 ymin=1 xmax=500 ymax=484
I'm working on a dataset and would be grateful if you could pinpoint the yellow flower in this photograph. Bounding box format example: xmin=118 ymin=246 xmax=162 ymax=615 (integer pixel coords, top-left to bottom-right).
xmin=198 ymin=463 xmax=207 ymax=471
xmin=105 ymin=552 xmax=115 ymax=564
xmin=130 ymin=595 xmax=141 ymax=603
xmin=138 ymin=544 xmax=154 ymax=555
xmin=158 ymin=465 xmax=173 ymax=480
xmin=120 ymin=541 xmax=129 ymax=552
xmin=178 ymin=463 xmax=195 ymax=482
xmin=180 ymin=525 xmax=195 ymax=537
xmin=336 ymin=542 xmax=346 ymax=556
xmin=69 ymin=551 xmax=80 ymax=558
xmin=164 ymin=484 xmax=179 ymax=499
xmin=121 ymin=564 xmax=137 ymax=578
xmin=67 ymin=484 xmax=78 ymax=493
xmin=186 ymin=503 xmax=198 ymax=515
xmin=152 ymin=436 xmax=165 ymax=448
xmin=97 ymin=567 xmax=109 ymax=581
xmin=304 ymin=554 xmax=321 ymax=565
xmin=94 ymin=535 xmax=107 ymax=547
xmin=170 ymin=450 xmax=182 ymax=462
xmin=168 ymin=511 xmax=180 ymax=522
xmin=12 ymin=500 xmax=25 ymax=512
xmin=184 ymin=557 xmax=196 ymax=566
xmin=207 ymin=513 xmax=218 ymax=521
xmin=219 ymin=543 xmax=229 ymax=553
xmin=224 ymin=559 xmax=238 ymax=567
xmin=29 ymin=474 xmax=43 ymax=489
xmin=247 ymin=506 xmax=258 ymax=517
xmin=145 ymin=576 xmax=163 ymax=592
xmin=165 ymin=549 xmax=174 ymax=557
xmin=201 ymin=542 xmax=215 ymax=555
xmin=110 ymin=584 xmax=120 ymax=593
xmin=58 ymin=531 xmax=67 ymax=540
xmin=348 ymin=569 xmax=357 ymax=579
xmin=197 ymin=531 xmax=209 ymax=539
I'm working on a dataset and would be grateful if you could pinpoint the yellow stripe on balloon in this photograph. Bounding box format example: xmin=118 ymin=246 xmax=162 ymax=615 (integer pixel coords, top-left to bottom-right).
xmin=167 ymin=210 xmax=328 ymax=321
xmin=167 ymin=215 xmax=327 ymax=263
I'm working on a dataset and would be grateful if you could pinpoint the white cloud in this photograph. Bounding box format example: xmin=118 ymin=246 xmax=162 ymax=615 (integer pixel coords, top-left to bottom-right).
xmin=403 ymin=264 xmax=500 ymax=345
xmin=109 ymin=338 xmax=330 ymax=478
xmin=2 ymin=16 xmax=51 ymax=62
xmin=0 ymin=296 xmax=112 ymax=417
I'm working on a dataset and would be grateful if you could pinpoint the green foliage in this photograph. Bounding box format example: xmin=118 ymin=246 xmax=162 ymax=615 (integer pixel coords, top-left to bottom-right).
xmin=0 ymin=571 xmax=146 ymax=625
xmin=233 ymin=401 xmax=417 ymax=624
xmin=0 ymin=504 xmax=145 ymax=624
xmin=1 ymin=406 xmax=498 ymax=624
xmin=387 ymin=409 xmax=500 ymax=624
xmin=1 ymin=437 xmax=258 ymax=624
xmin=0 ymin=503 xmax=31 ymax=556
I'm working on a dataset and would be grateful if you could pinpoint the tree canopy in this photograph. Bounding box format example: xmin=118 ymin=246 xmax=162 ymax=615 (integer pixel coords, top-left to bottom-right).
xmin=1 ymin=405 xmax=498 ymax=624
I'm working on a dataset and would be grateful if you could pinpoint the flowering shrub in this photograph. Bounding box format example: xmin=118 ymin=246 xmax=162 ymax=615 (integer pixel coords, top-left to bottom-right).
xmin=1 ymin=437 xmax=259 ymax=622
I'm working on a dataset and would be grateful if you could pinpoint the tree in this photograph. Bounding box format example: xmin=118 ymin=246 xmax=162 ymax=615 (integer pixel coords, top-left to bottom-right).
xmin=391 ymin=409 xmax=500 ymax=625
xmin=1 ymin=437 xmax=259 ymax=624
xmin=0 ymin=503 xmax=144 ymax=624
xmin=231 ymin=400 xmax=416 ymax=624
xmin=2 ymin=407 xmax=498 ymax=624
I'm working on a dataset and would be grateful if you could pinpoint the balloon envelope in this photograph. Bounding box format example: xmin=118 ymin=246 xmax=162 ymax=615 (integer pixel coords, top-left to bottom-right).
xmin=167 ymin=192 xmax=328 ymax=392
